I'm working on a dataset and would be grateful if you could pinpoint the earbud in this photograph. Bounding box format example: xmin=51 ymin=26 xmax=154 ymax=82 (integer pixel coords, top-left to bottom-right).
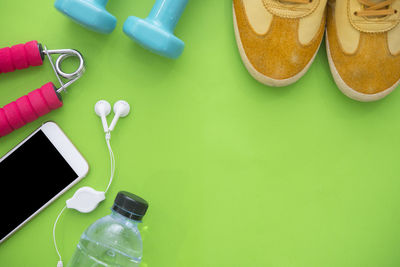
xmin=95 ymin=100 xmax=111 ymax=132
xmin=109 ymin=100 xmax=130 ymax=132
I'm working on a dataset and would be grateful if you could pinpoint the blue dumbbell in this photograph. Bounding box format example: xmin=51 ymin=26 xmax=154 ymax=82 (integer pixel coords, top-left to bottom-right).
xmin=55 ymin=0 xmax=117 ymax=34
xmin=123 ymin=0 xmax=189 ymax=59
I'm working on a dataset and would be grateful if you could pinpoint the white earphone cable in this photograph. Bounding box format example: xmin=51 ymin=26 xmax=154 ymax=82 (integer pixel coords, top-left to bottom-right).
xmin=52 ymin=134 xmax=116 ymax=267
xmin=53 ymin=205 xmax=67 ymax=267
xmin=52 ymin=134 xmax=116 ymax=266
xmin=104 ymin=132 xmax=115 ymax=193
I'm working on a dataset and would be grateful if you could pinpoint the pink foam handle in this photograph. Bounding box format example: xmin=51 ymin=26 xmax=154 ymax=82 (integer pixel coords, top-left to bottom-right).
xmin=3 ymin=102 xmax=25 ymax=130
xmin=0 ymin=41 xmax=43 ymax=73
xmin=15 ymin=95 xmax=38 ymax=123
xmin=0 ymin=82 xmax=63 ymax=137
xmin=0 ymin=109 xmax=13 ymax=136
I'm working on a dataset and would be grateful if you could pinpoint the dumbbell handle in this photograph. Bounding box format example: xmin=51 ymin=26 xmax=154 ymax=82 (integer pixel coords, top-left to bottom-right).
xmin=92 ymin=0 xmax=109 ymax=6
xmin=0 ymin=82 xmax=63 ymax=137
xmin=0 ymin=40 xmax=44 ymax=73
xmin=148 ymin=0 xmax=188 ymax=31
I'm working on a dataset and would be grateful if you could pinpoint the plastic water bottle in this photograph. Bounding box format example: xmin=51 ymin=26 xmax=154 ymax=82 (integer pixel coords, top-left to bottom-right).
xmin=68 ymin=191 xmax=149 ymax=267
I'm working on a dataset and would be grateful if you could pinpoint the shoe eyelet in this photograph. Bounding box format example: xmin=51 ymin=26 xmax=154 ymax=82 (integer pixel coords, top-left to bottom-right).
xmin=353 ymin=11 xmax=358 ymax=16
xmin=395 ymin=10 xmax=398 ymax=14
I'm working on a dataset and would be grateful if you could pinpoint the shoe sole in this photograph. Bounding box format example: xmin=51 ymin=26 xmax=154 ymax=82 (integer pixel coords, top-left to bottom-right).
xmin=232 ymin=4 xmax=321 ymax=87
xmin=325 ymin=30 xmax=400 ymax=102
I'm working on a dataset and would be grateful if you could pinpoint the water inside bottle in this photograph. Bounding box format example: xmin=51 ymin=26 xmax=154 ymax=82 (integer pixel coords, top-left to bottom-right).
xmin=68 ymin=234 xmax=141 ymax=267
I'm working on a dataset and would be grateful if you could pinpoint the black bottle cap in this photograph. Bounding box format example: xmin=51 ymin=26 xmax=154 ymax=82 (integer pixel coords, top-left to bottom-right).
xmin=112 ymin=191 xmax=149 ymax=221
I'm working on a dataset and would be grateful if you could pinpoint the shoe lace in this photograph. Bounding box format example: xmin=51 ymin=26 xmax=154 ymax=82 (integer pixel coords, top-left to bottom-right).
xmin=354 ymin=0 xmax=397 ymax=17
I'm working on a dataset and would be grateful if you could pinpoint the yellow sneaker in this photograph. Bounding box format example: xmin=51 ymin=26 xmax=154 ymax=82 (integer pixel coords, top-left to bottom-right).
xmin=326 ymin=0 xmax=400 ymax=101
xmin=233 ymin=0 xmax=327 ymax=86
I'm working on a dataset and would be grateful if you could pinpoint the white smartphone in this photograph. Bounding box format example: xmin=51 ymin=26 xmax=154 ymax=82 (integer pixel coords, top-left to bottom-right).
xmin=0 ymin=121 xmax=89 ymax=243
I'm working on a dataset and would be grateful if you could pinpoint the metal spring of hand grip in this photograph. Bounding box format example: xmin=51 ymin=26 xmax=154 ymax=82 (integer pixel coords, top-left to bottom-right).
xmin=42 ymin=46 xmax=85 ymax=94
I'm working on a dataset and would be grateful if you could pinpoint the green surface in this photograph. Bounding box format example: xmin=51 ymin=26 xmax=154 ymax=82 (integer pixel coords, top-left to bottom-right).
xmin=1 ymin=1 xmax=400 ymax=266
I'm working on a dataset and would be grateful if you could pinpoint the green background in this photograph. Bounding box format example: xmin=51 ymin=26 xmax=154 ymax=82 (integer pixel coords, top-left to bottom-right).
xmin=1 ymin=1 xmax=400 ymax=266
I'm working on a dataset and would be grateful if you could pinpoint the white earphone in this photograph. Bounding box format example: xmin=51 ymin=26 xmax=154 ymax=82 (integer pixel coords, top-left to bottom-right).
xmin=95 ymin=100 xmax=130 ymax=133
xmin=54 ymin=99 xmax=131 ymax=267
xmin=95 ymin=100 xmax=111 ymax=132
xmin=67 ymin=99 xmax=131 ymax=212
xmin=110 ymin=100 xmax=130 ymax=131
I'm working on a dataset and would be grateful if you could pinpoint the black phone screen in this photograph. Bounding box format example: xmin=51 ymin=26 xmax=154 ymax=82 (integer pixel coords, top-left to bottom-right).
xmin=0 ymin=130 xmax=78 ymax=242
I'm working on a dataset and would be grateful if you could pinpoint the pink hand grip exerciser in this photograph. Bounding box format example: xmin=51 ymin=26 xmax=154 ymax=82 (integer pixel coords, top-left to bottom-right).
xmin=0 ymin=40 xmax=85 ymax=137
